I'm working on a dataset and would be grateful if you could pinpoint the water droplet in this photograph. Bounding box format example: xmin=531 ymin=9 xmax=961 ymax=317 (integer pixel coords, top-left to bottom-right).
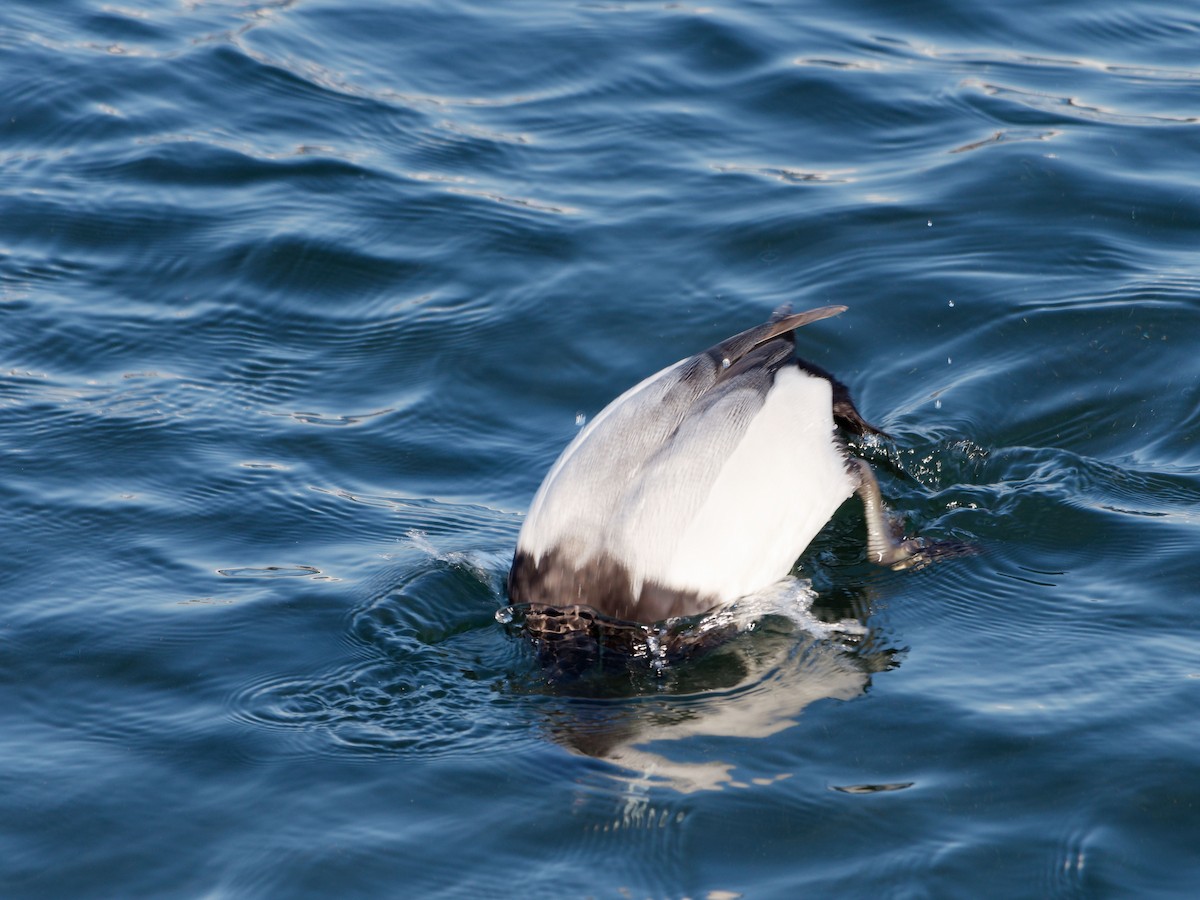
xmin=721 ymin=357 xmax=731 ymax=369
xmin=948 ymin=299 xmax=955 ymax=307
xmin=926 ymin=219 xmax=933 ymax=227
xmin=935 ymin=399 xmax=942 ymax=409
xmin=574 ymin=412 xmax=586 ymax=426
xmin=494 ymin=607 xmax=514 ymax=625
xmin=947 ymin=357 xmax=952 ymax=365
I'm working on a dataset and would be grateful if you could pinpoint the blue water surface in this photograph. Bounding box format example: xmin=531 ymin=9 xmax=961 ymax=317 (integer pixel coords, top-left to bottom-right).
xmin=3 ymin=0 xmax=1200 ymax=897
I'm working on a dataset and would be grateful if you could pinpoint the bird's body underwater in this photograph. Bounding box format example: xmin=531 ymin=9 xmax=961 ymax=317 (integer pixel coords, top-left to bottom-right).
xmin=505 ymin=306 xmax=924 ymax=667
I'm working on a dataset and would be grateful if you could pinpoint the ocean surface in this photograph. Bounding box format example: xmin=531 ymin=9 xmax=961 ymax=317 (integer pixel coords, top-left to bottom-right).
xmin=3 ymin=0 xmax=1199 ymax=897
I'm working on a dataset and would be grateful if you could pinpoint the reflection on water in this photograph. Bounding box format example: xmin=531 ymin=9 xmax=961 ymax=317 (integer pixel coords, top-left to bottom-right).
xmin=229 ymin=549 xmax=899 ymax=797
xmin=503 ymin=580 xmax=899 ymax=793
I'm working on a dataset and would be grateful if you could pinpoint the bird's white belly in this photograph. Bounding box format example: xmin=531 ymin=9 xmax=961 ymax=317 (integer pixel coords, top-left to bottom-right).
xmin=659 ymin=366 xmax=855 ymax=603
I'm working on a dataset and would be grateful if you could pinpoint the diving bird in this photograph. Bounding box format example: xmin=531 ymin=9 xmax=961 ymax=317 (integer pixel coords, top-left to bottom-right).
xmin=507 ymin=305 xmax=924 ymax=634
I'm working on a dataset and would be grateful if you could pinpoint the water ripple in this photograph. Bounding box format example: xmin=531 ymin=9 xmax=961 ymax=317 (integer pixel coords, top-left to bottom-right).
xmin=4 ymin=0 xmax=1200 ymax=894
xmin=227 ymin=560 xmax=528 ymax=761
xmin=965 ymin=78 xmax=1200 ymax=126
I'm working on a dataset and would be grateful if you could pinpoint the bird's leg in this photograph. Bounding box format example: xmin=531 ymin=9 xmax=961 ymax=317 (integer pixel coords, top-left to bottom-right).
xmin=850 ymin=458 xmax=925 ymax=569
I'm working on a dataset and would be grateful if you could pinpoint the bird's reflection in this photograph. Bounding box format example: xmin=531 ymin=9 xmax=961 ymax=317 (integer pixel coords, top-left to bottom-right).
xmin=500 ymin=578 xmax=899 ymax=793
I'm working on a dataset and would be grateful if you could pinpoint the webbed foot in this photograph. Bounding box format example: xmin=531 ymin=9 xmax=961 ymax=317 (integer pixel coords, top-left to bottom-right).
xmin=850 ymin=458 xmax=928 ymax=570
xmin=850 ymin=458 xmax=978 ymax=569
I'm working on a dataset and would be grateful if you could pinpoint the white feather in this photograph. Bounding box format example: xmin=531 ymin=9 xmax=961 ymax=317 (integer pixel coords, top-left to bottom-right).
xmin=518 ymin=359 xmax=855 ymax=606
xmin=657 ymin=366 xmax=854 ymax=601
xmin=520 ymin=359 xmax=689 ymax=562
